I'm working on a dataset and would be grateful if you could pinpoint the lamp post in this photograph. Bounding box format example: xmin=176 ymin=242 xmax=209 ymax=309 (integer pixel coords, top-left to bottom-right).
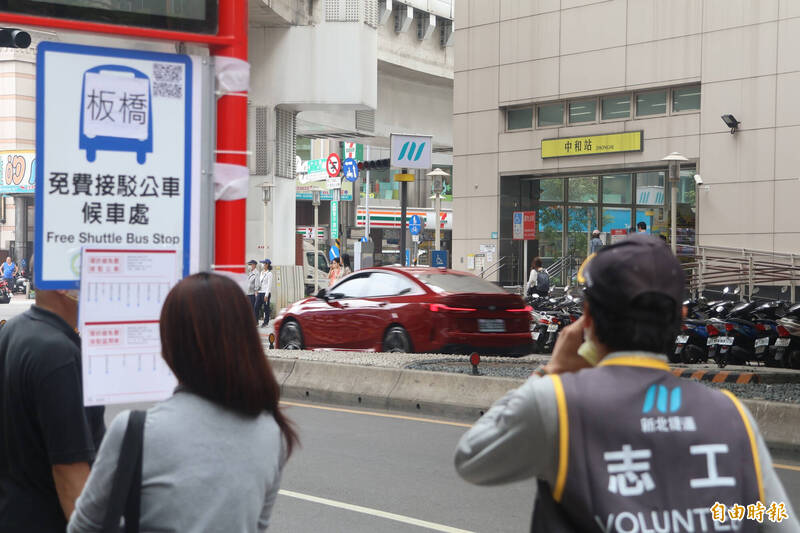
xmin=312 ymin=190 xmax=321 ymax=293
xmin=427 ymin=168 xmax=450 ymax=252
xmin=662 ymin=152 xmax=688 ymax=254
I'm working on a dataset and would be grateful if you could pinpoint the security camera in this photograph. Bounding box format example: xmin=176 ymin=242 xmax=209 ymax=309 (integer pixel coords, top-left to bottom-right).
xmin=693 ymin=174 xmax=703 ymax=185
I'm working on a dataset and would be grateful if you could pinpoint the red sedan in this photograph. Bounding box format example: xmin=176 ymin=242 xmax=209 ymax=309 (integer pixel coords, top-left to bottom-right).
xmin=273 ymin=267 xmax=533 ymax=355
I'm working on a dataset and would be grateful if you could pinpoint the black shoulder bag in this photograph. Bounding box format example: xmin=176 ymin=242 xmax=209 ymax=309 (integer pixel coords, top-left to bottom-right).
xmin=102 ymin=410 xmax=146 ymax=533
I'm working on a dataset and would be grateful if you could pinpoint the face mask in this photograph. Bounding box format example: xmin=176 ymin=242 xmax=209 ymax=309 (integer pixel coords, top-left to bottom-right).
xmin=577 ymin=328 xmax=601 ymax=367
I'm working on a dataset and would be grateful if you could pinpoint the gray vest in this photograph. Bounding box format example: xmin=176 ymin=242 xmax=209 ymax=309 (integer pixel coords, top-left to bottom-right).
xmin=533 ymin=356 xmax=761 ymax=532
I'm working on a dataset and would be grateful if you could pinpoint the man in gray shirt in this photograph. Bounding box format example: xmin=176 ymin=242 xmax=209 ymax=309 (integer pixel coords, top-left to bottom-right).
xmin=455 ymin=234 xmax=797 ymax=532
xmin=590 ymin=229 xmax=604 ymax=254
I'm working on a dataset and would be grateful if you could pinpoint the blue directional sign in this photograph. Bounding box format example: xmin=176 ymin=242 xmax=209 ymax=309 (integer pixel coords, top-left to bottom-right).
xmin=328 ymin=244 xmax=340 ymax=261
xmin=431 ymin=250 xmax=448 ymax=268
xmin=343 ymin=157 xmax=359 ymax=182
xmin=408 ymin=214 xmax=422 ymax=236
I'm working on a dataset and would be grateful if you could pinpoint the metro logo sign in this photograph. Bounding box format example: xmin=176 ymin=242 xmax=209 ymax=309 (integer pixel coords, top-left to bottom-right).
xmin=513 ymin=211 xmax=536 ymax=240
xmin=390 ymin=133 xmax=432 ymax=170
xmin=396 ymin=141 xmax=426 ymax=162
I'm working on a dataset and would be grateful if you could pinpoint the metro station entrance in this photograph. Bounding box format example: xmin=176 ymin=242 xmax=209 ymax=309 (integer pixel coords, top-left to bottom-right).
xmin=498 ymin=167 xmax=697 ymax=286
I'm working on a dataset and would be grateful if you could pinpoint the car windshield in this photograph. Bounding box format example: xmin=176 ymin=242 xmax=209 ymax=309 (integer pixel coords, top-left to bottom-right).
xmin=414 ymin=273 xmax=506 ymax=294
xmin=308 ymin=252 xmax=329 ymax=273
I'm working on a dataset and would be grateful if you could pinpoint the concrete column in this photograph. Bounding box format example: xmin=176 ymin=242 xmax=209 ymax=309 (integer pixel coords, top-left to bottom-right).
xmin=14 ymin=196 xmax=28 ymax=262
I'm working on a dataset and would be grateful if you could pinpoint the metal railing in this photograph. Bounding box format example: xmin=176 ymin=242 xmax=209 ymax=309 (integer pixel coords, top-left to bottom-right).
xmin=681 ymin=245 xmax=800 ymax=302
xmin=480 ymin=256 xmax=508 ymax=280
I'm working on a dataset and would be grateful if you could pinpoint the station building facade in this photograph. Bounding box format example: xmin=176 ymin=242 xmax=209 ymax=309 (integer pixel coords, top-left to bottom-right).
xmin=453 ymin=0 xmax=800 ymax=285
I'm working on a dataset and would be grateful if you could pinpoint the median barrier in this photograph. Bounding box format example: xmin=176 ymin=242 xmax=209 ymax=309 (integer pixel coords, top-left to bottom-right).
xmin=273 ymin=357 xmax=800 ymax=453
xmin=387 ymin=368 xmax=519 ymax=419
xmin=269 ymin=358 xmax=296 ymax=386
xmin=741 ymin=399 xmax=800 ymax=454
xmin=281 ymin=359 xmax=402 ymax=410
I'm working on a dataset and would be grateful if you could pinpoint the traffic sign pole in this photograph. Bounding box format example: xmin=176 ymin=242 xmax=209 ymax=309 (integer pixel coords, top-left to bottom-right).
xmin=400 ymin=169 xmax=408 ymax=266
xmin=212 ymin=0 xmax=248 ymax=274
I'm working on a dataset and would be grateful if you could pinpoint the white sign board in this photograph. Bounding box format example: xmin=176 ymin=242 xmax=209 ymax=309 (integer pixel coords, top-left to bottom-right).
xmin=390 ymin=133 xmax=433 ymax=170
xmin=326 ymin=176 xmax=342 ymax=190
xmin=79 ymin=248 xmax=179 ymax=406
xmin=35 ymin=42 xmax=196 ymax=289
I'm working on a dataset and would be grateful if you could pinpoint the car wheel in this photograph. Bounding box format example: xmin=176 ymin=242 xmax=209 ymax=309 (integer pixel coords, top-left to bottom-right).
xmin=383 ymin=326 xmax=412 ymax=353
xmin=279 ymin=321 xmax=304 ymax=350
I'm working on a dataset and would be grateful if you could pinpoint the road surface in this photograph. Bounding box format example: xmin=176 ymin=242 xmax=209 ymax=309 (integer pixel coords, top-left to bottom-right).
xmin=0 ymin=294 xmax=32 ymax=322
xmin=105 ymin=400 xmax=800 ymax=533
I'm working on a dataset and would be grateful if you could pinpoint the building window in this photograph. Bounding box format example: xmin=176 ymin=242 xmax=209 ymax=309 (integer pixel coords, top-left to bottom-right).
xmin=636 ymin=171 xmax=665 ymax=205
xmin=537 ymin=103 xmax=564 ymax=127
xmin=678 ymin=170 xmax=696 ymax=205
xmin=602 ymin=207 xmax=631 ymax=233
xmin=672 ymin=85 xmax=701 ymax=112
xmin=568 ymin=99 xmax=596 ymax=124
xmin=507 ymin=107 xmax=533 ymax=130
xmin=537 ymin=206 xmax=564 ymax=259
xmin=602 ymin=173 xmax=632 ymax=204
xmin=636 ymin=90 xmax=667 ymax=117
xmin=534 ymin=177 xmax=564 ymax=202
xmin=601 ymin=95 xmax=630 ymax=120
xmin=568 ymin=176 xmax=598 ymax=203
xmin=296 ymin=136 xmax=312 ymax=161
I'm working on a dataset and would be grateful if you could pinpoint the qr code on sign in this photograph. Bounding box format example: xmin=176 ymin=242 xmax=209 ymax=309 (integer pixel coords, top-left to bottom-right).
xmin=154 ymin=82 xmax=183 ymax=99
xmin=153 ymin=63 xmax=183 ymax=83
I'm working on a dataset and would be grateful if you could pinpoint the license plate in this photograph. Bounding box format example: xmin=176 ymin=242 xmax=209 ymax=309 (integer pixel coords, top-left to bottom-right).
xmin=676 ymin=335 xmax=689 ymax=344
xmin=478 ymin=319 xmax=505 ymax=333
xmin=707 ymin=337 xmax=717 ymax=346
xmin=531 ymin=331 xmax=540 ymax=340
xmin=547 ymin=324 xmax=559 ymax=332
xmin=717 ymin=336 xmax=734 ymax=346
xmin=754 ymin=337 xmax=769 ymax=348
xmin=776 ymin=338 xmax=791 ymax=347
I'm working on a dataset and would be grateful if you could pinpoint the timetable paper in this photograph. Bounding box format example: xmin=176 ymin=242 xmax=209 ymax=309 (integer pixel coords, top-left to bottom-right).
xmin=79 ymin=248 xmax=179 ymax=406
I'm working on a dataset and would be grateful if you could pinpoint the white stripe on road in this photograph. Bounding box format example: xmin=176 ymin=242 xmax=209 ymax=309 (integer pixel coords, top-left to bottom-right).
xmin=278 ymin=489 xmax=475 ymax=533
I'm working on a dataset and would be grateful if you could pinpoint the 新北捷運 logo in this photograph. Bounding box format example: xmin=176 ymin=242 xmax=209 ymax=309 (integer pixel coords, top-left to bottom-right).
xmin=642 ymin=384 xmax=681 ymax=414
xmin=397 ymin=141 xmax=426 ymax=162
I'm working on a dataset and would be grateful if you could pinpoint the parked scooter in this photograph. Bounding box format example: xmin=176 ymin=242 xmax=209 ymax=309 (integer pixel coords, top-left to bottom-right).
xmin=12 ymin=272 xmax=29 ymax=295
xmin=0 ymin=278 xmax=12 ymax=304
xmin=528 ymin=290 xmax=583 ymax=354
xmin=750 ymin=300 xmax=789 ymax=366
xmin=772 ymin=303 xmax=800 ymax=369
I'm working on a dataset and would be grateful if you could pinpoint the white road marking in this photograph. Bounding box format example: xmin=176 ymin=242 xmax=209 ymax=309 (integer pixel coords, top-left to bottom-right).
xmin=278 ymin=489 xmax=475 ymax=533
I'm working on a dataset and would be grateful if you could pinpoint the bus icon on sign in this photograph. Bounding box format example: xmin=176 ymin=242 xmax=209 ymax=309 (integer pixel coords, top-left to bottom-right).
xmin=79 ymin=65 xmax=153 ymax=164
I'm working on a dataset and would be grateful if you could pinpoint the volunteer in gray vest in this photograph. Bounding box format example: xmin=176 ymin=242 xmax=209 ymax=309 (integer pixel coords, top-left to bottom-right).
xmin=455 ymin=234 xmax=797 ymax=532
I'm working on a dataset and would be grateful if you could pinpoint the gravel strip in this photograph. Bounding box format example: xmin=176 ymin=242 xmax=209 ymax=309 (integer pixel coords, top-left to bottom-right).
xmin=266 ymin=348 xmax=800 ymax=404
xmin=407 ymin=360 xmax=800 ymax=404
xmin=701 ymin=382 xmax=800 ymax=404
xmin=266 ymin=348 xmax=543 ymax=369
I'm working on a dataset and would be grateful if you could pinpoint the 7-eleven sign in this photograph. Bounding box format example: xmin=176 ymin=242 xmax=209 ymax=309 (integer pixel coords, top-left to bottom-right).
xmin=344 ymin=142 xmax=357 ymax=160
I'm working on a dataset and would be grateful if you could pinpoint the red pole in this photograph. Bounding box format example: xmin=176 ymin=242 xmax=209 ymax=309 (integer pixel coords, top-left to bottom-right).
xmin=212 ymin=0 xmax=248 ymax=273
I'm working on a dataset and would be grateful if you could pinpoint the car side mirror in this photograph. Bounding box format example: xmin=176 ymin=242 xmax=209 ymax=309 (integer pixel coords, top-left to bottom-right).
xmin=316 ymin=288 xmax=327 ymax=299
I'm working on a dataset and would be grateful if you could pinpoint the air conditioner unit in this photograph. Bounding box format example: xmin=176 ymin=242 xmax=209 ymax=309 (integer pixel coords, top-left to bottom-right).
xmin=378 ymin=0 xmax=392 ymax=25
xmin=417 ymin=12 xmax=436 ymax=40
xmin=394 ymin=3 xmax=413 ymax=33
xmin=440 ymin=19 xmax=454 ymax=47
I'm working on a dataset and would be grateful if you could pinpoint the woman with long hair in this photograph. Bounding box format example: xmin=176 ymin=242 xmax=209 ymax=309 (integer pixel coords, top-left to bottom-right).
xmin=340 ymin=253 xmax=352 ymax=279
xmin=328 ymin=257 xmax=341 ymax=287
xmin=68 ymin=273 xmax=298 ymax=532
